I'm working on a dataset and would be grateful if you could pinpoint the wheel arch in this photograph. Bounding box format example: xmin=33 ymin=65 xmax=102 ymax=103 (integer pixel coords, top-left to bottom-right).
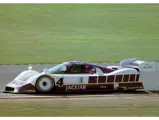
xmin=28 ymin=73 xmax=54 ymax=85
xmin=35 ymin=75 xmax=56 ymax=87
xmin=35 ymin=75 xmax=55 ymax=93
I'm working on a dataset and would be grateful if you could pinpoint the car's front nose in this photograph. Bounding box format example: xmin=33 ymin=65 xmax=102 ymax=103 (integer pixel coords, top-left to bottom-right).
xmin=3 ymin=69 xmax=39 ymax=93
xmin=4 ymin=81 xmax=35 ymax=93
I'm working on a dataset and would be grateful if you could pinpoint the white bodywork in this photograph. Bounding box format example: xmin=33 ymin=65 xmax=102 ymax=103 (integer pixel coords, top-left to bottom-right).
xmin=5 ymin=58 xmax=154 ymax=93
xmin=5 ymin=67 xmax=138 ymax=93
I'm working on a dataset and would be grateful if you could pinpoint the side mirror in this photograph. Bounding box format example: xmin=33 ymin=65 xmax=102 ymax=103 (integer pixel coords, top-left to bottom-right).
xmin=28 ymin=66 xmax=32 ymax=70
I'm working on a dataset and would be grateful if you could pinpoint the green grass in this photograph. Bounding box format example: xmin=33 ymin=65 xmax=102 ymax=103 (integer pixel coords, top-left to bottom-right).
xmin=1 ymin=4 xmax=159 ymax=64
xmin=1 ymin=102 xmax=159 ymax=116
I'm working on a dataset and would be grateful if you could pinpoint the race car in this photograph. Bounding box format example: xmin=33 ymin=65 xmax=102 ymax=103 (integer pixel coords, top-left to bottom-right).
xmin=4 ymin=58 xmax=154 ymax=94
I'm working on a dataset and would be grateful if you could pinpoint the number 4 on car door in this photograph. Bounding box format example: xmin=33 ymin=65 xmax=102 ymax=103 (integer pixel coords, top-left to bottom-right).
xmin=56 ymin=78 xmax=64 ymax=87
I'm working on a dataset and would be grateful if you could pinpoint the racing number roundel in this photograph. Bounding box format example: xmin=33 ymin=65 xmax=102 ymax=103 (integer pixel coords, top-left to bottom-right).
xmin=56 ymin=78 xmax=64 ymax=87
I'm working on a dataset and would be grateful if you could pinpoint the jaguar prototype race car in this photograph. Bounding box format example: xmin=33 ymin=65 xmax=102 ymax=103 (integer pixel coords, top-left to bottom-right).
xmin=4 ymin=58 xmax=154 ymax=94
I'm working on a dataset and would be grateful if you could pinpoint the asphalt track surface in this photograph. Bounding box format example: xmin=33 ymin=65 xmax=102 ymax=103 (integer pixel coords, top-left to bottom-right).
xmin=0 ymin=63 xmax=159 ymax=103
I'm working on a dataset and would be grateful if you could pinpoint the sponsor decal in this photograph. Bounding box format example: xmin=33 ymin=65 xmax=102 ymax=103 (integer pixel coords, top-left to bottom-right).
xmin=100 ymin=86 xmax=106 ymax=89
xmin=127 ymin=86 xmax=141 ymax=89
xmin=26 ymin=90 xmax=36 ymax=93
xmin=66 ymin=85 xmax=86 ymax=91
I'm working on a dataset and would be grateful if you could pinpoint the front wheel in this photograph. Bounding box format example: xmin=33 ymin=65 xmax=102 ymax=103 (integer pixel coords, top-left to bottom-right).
xmin=35 ymin=75 xmax=55 ymax=93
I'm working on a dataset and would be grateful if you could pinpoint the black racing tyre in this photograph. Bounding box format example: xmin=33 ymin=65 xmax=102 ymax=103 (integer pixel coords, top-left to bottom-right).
xmin=35 ymin=75 xmax=55 ymax=93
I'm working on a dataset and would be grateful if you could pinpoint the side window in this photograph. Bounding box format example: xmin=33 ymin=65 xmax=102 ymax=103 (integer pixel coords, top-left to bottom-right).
xmin=70 ymin=65 xmax=85 ymax=73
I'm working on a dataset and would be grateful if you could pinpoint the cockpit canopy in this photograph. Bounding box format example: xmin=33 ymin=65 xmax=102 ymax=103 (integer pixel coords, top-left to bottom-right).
xmin=48 ymin=62 xmax=68 ymax=74
xmin=47 ymin=61 xmax=114 ymax=74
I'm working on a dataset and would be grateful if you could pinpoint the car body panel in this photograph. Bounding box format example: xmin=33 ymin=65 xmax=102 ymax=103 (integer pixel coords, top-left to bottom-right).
xmin=4 ymin=58 xmax=152 ymax=94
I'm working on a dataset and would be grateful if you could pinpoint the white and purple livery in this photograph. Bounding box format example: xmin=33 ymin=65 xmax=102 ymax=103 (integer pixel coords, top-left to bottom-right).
xmin=4 ymin=58 xmax=154 ymax=94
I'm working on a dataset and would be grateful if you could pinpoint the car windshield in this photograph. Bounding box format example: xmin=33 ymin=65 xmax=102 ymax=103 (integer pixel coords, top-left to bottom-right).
xmin=48 ymin=63 xmax=67 ymax=74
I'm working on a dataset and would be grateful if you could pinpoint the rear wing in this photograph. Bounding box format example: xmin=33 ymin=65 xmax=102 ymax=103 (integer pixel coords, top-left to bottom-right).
xmin=120 ymin=58 xmax=155 ymax=72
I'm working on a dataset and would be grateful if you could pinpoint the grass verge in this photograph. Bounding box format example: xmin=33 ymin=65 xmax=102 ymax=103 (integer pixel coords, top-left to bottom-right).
xmin=0 ymin=101 xmax=159 ymax=116
xmin=1 ymin=4 xmax=159 ymax=64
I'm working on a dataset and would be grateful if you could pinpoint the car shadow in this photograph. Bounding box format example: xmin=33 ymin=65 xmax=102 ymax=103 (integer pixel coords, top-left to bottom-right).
xmin=22 ymin=90 xmax=149 ymax=96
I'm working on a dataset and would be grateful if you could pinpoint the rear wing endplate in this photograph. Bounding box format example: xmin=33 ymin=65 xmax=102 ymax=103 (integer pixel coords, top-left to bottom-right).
xmin=120 ymin=58 xmax=156 ymax=72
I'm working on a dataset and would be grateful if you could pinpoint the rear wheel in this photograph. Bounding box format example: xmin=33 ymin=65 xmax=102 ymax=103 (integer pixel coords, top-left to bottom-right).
xmin=35 ymin=75 xmax=55 ymax=93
